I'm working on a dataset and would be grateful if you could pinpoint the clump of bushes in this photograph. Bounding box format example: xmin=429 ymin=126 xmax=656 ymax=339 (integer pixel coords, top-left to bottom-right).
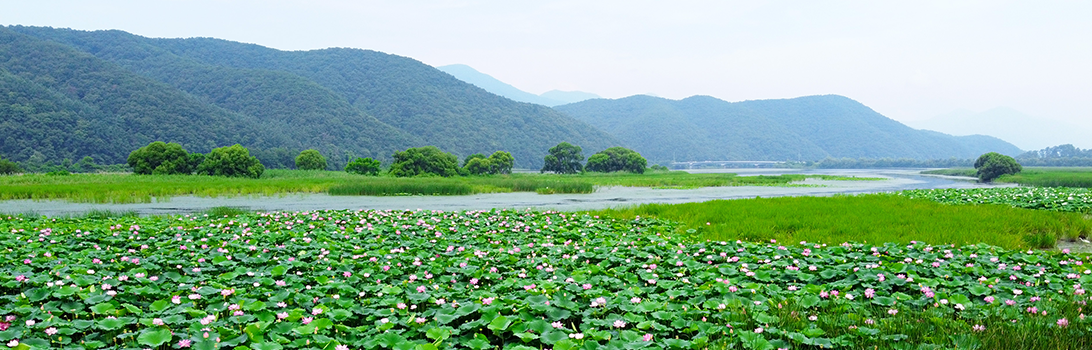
xmin=0 ymin=157 xmax=21 ymax=175
xmin=128 ymin=141 xmax=264 ymax=178
xmin=975 ymin=152 xmax=1022 ymax=182
xmin=345 ymin=157 xmax=382 ymax=176
xmin=295 ymin=149 xmax=327 ymax=170
xmin=585 ymin=147 xmax=647 ymax=174
xmin=464 ymin=151 xmax=514 ymax=175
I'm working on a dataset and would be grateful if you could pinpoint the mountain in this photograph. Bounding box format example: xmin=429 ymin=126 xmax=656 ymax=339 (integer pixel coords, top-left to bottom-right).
xmin=1 ymin=26 xmax=620 ymax=168
xmin=905 ymin=107 xmax=1092 ymax=150
xmin=436 ymin=64 xmax=599 ymax=106
xmin=554 ymin=95 xmax=1023 ymax=164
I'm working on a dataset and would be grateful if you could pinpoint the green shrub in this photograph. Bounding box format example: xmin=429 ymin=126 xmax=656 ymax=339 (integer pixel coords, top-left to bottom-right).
xmin=345 ymin=157 xmax=381 ymax=175
xmin=196 ymin=144 xmax=265 ymax=178
xmin=126 ymin=141 xmax=198 ymax=175
xmin=974 ymin=152 xmax=1022 ymax=182
xmin=585 ymin=147 xmax=647 ymax=174
xmin=541 ymin=142 xmax=584 ymax=174
xmin=295 ymin=149 xmax=327 ymax=170
xmin=0 ymin=157 xmax=21 ymax=175
xmin=389 ymin=146 xmax=460 ymax=177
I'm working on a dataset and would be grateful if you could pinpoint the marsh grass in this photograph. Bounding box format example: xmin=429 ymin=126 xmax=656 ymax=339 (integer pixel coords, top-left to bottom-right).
xmin=204 ymin=206 xmax=250 ymax=217
xmin=0 ymin=170 xmax=872 ymax=203
xmin=594 ymin=194 xmax=1092 ymax=249
xmin=997 ymin=167 xmax=1092 ymax=188
xmin=708 ymin=295 xmax=1090 ymax=350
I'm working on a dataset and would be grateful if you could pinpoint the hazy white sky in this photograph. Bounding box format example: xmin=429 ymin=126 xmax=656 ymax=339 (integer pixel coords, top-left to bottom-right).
xmin=5 ymin=0 xmax=1092 ymax=129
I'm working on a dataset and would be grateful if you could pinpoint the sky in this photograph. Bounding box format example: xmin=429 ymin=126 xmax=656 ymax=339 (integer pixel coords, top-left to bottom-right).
xmin=5 ymin=0 xmax=1092 ymax=132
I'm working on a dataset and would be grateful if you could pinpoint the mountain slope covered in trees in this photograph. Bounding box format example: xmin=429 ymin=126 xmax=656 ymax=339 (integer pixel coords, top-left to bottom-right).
xmin=1 ymin=26 xmax=620 ymax=168
xmin=554 ymin=95 xmax=1023 ymax=164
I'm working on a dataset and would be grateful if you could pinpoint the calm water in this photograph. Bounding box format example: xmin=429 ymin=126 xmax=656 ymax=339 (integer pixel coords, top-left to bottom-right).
xmin=0 ymin=169 xmax=1004 ymax=216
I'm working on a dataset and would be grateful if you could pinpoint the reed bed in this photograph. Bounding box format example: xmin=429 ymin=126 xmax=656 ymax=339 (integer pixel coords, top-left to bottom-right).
xmin=593 ymin=194 xmax=1092 ymax=249
xmin=0 ymin=170 xmax=870 ymax=203
xmin=997 ymin=167 xmax=1092 ymax=188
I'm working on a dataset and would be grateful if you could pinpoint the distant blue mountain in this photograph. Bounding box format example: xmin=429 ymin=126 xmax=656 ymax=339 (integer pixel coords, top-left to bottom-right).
xmin=437 ymin=64 xmax=599 ymax=106
xmin=555 ymin=94 xmax=1024 ymax=164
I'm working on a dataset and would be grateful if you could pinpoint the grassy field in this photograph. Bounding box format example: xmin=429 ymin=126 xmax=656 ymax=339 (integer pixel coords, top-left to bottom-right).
xmin=922 ymin=167 xmax=1092 ymax=187
xmin=996 ymin=167 xmax=1092 ymax=188
xmin=0 ymin=170 xmax=878 ymax=203
xmin=592 ymin=194 xmax=1092 ymax=249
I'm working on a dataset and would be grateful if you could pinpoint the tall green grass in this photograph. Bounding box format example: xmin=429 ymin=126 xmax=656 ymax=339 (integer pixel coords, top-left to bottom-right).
xmin=997 ymin=167 xmax=1092 ymax=187
xmin=0 ymin=170 xmax=878 ymax=203
xmin=593 ymin=194 xmax=1092 ymax=249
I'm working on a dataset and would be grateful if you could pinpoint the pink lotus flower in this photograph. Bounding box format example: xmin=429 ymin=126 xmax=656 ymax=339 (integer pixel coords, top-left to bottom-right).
xmin=302 ymin=317 xmax=313 ymax=325
xmin=179 ymin=339 xmax=192 ymax=348
xmin=643 ymin=333 xmax=653 ymax=341
xmin=482 ymin=297 xmax=495 ymax=305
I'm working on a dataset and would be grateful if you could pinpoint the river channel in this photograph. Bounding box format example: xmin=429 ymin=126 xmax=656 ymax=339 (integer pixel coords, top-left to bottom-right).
xmin=0 ymin=169 xmax=1007 ymax=216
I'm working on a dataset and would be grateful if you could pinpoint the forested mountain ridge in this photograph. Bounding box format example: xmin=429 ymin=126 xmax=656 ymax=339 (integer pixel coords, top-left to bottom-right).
xmin=554 ymin=94 xmax=1023 ymax=164
xmin=1 ymin=26 xmax=620 ymax=168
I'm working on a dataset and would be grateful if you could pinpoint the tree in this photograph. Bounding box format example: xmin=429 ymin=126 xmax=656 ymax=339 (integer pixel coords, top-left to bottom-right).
xmin=295 ymin=149 xmax=327 ymax=170
xmin=0 ymin=157 xmax=21 ymax=175
xmin=974 ymin=152 xmax=1022 ymax=182
xmin=389 ymin=146 xmax=460 ymax=177
xmin=70 ymin=156 xmax=101 ymax=173
xmin=488 ymin=151 xmax=515 ymax=174
xmin=196 ymin=144 xmax=265 ymax=178
xmin=464 ymin=157 xmax=493 ymax=175
xmin=345 ymin=157 xmax=382 ymax=176
xmin=463 ymin=154 xmax=487 ymax=168
xmin=541 ymin=142 xmax=584 ymax=174
xmin=585 ymin=147 xmax=647 ymax=174
xmin=127 ymin=141 xmax=197 ymax=175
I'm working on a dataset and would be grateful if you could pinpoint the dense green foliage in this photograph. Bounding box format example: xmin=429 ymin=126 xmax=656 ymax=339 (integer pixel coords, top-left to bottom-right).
xmin=294 ymin=149 xmax=327 ymax=171
xmin=464 ymin=151 xmax=515 ymax=175
xmin=555 ymin=95 xmax=1022 ymax=164
xmin=0 ymin=157 xmax=21 ymax=175
xmin=195 ymin=144 xmax=265 ymax=179
xmin=1 ymin=26 xmax=619 ymax=169
xmin=126 ymin=141 xmax=199 ymax=175
xmin=585 ymin=147 xmax=647 ymax=174
xmin=541 ymin=142 xmax=585 ymax=174
xmin=596 ymin=194 xmax=1090 ymax=249
xmin=900 ymin=187 xmax=1092 ymax=214
xmin=1 ymin=210 xmax=1090 ymax=349
xmin=974 ymin=152 xmax=1022 ymax=182
xmin=389 ymin=146 xmax=461 ymax=178
xmin=1016 ymin=144 xmax=1092 ymax=167
xmin=345 ymin=157 xmax=382 ymax=176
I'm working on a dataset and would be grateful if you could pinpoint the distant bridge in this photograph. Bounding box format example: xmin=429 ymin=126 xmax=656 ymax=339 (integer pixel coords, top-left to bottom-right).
xmin=670 ymin=161 xmax=788 ymax=169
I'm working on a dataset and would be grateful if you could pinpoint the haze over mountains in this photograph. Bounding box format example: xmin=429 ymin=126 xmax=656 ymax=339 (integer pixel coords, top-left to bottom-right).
xmin=555 ymin=95 xmax=1022 ymax=165
xmin=0 ymin=26 xmax=1024 ymax=170
xmin=906 ymin=108 xmax=1092 ymax=151
xmin=436 ymin=64 xmax=600 ymax=106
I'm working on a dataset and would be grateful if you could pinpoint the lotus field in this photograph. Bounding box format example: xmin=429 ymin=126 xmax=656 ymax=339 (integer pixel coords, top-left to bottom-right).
xmin=900 ymin=187 xmax=1092 ymax=213
xmin=2 ymin=209 xmax=1091 ymax=350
